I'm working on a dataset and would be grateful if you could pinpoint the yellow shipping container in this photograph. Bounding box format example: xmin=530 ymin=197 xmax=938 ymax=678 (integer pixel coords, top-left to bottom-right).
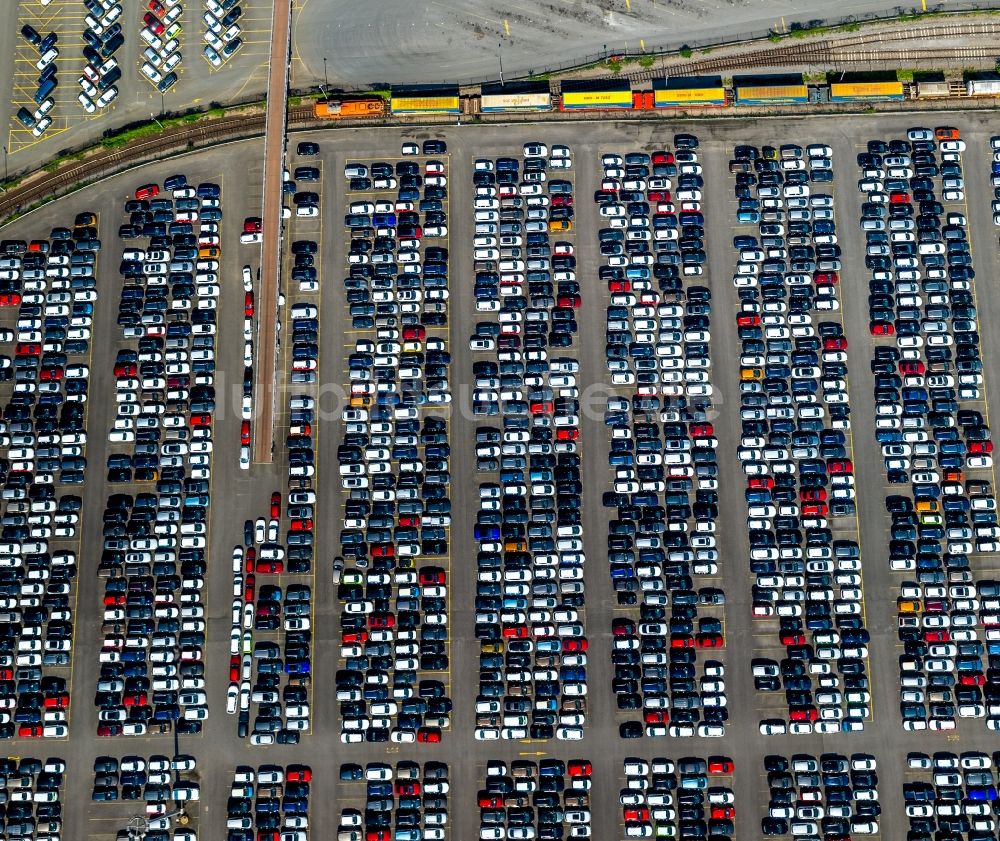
xmin=390 ymin=95 xmax=460 ymax=114
xmin=654 ymin=87 xmax=725 ymax=106
xmin=830 ymin=81 xmax=903 ymax=100
xmin=560 ymin=89 xmax=632 ymax=109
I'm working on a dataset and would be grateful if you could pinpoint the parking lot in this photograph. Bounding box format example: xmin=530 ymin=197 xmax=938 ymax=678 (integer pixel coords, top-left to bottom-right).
xmin=0 ymin=114 xmax=997 ymax=840
xmin=1 ymin=0 xmax=275 ymax=174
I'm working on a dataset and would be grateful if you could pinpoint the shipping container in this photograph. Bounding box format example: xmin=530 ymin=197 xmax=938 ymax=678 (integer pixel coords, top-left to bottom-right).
xmin=653 ymin=76 xmax=725 ymax=107
xmin=829 ymin=81 xmax=904 ymax=101
xmin=481 ymin=81 xmax=552 ymax=112
xmin=734 ymin=74 xmax=808 ymax=105
xmin=967 ymin=78 xmax=1000 ymax=96
xmin=390 ymin=86 xmax=461 ymax=114
xmin=313 ymin=98 xmax=386 ymax=118
xmin=560 ymin=79 xmax=632 ymax=110
xmin=914 ymin=81 xmax=949 ymax=98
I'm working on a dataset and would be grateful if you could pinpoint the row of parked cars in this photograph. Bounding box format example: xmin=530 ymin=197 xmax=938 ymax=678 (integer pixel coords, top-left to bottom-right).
xmin=337 ymin=761 xmax=448 ymax=841
xmin=905 ymin=750 xmax=999 ymax=839
xmin=620 ymin=756 xmax=735 ymax=839
xmin=227 ymin=499 xmax=311 ymax=746
xmin=859 ymin=128 xmax=1000 ymax=732
xmin=95 ymin=175 xmax=221 ymax=736
xmin=470 ymin=144 xmax=589 ymax=741
xmin=15 ymin=24 xmax=59 ymax=137
xmin=0 ymin=222 xmax=99 ymax=738
xmin=0 ymin=757 xmax=65 ymax=841
xmin=91 ymin=753 xmax=199 ymax=841
xmin=79 ymin=0 xmax=124 ymax=112
xmin=227 ymin=764 xmax=311 ymax=841
xmin=335 ymin=142 xmax=452 ymax=742
xmin=204 ymin=0 xmax=245 ymax=67
xmin=595 ymin=140 xmax=728 ymax=739
xmin=140 ymin=0 xmax=182 ymax=92
xmin=479 ymin=759 xmax=592 ymax=840
xmin=731 ymin=141 xmax=871 ymax=732
xmin=762 ymin=753 xmax=879 ymax=838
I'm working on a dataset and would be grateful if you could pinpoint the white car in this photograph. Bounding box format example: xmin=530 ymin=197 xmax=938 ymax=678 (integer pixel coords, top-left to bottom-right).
xmin=204 ymin=45 xmax=222 ymax=66
xmin=96 ymin=86 xmax=118 ymax=108
xmin=162 ymin=52 xmax=182 ymax=73
xmin=31 ymin=117 xmax=52 ymax=138
xmin=78 ymin=93 xmax=97 ymax=114
xmin=36 ymin=48 xmax=59 ymax=71
xmin=141 ymin=63 xmax=163 ymax=83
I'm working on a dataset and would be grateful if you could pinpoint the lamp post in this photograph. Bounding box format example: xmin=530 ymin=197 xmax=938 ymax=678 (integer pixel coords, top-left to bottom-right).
xmin=2 ymin=146 xmax=7 ymax=185
xmin=323 ymin=57 xmax=328 ymax=92
xmin=151 ymin=112 xmax=163 ymax=131
xmin=498 ymin=42 xmax=504 ymax=85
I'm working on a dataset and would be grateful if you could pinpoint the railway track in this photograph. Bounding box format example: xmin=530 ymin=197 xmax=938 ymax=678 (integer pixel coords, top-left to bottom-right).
xmin=0 ymin=113 xmax=267 ymax=222
xmin=626 ymin=19 xmax=1000 ymax=81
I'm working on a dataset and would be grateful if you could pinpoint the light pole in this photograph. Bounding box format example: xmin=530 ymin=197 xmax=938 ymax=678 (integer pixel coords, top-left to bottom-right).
xmin=323 ymin=57 xmax=328 ymax=95
xmin=498 ymin=42 xmax=504 ymax=86
xmin=160 ymin=92 xmax=164 ymax=116
xmin=151 ymin=111 xmax=163 ymax=131
xmin=2 ymin=146 xmax=7 ymax=185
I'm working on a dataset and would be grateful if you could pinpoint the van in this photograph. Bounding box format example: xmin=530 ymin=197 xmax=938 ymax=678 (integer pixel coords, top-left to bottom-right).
xmin=34 ymin=78 xmax=57 ymax=105
xmin=98 ymin=65 xmax=121 ymax=90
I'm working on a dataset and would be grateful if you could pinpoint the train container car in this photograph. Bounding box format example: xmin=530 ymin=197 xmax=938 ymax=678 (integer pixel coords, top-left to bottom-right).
xmin=313 ymin=98 xmax=386 ymax=118
xmin=653 ymin=75 xmax=726 ymax=107
xmin=559 ymin=78 xmax=632 ymax=110
xmin=480 ymin=81 xmax=552 ymax=112
xmin=967 ymin=75 xmax=1000 ymax=96
xmin=734 ymin=74 xmax=808 ymax=105
xmin=914 ymin=81 xmax=950 ymax=98
xmin=390 ymin=86 xmax=461 ymax=114
xmin=829 ymin=80 xmax=904 ymax=102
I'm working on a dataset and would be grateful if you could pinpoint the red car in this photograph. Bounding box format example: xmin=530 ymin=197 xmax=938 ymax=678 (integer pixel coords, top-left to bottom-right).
xmin=899 ymin=360 xmax=924 ymax=375
xmin=255 ymin=560 xmax=284 ymax=574
xmin=245 ymin=292 xmax=254 ymax=317
xmin=143 ymin=11 xmax=165 ymax=33
xmin=287 ymin=765 xmax=312 ymax=782
xmin=556 ymin=427 xmax=579 ymax=441
xmin=789 ymin=706 xmax=818 ymax=722
xmin=343 ymin=630 xmax=368 ymax=644
xmin=419 ymin=568 xmax=445 ymax=585
xmin=244 ymin=573 xmax=256 ymax=603
xmin=135 ymin=184 xmax=160 ymax=200
xmin=402 ymin=325 xmax=425 ymax=342
xmin=243 ymin=217 xmax=263 ymax=233
xmin=190 ymin=413 xmax=212 ymax=427
xmin=652 ymin=151 xmax=674 ymax=164
xmin=648 ymin=190 xmax=670 ymax=201
xmin=97 ymin=723 xmax=123 ymax=737
xmin=371 ymin=543 xmax=394 ymax=558
xmin=870 ymin=322 xmax=894 ymax=336
xmin=712 ymin=806 xmax=736 ymax=820
xmin=670 ymin=634 xmax=694 ymax=648
xmin=366 ymin=832 xmax=389 ymax=841
xmin=241 ymin=420 xmax=251 ymax=446
xmin=644 ymin=710 xmax=668 ymax=724
xmin=889 ymin=191 xmax=910 ymax=204
xmin=502 ymin=625 xmax=529 ymax=639
xmin=289 ymin=519 xmax=312 ymax=532
xmin=780 ymin=632 xmax=805 ymax=646
xmin=229 ymin=655 xmax=241 ymax=682
xmin=416 ymin=727 xmax=441 ymax=743
xmin=802 ymin=503 xmax=827 ymax=517
xmin=557 ymin=294 xmax=581 ymax=309
xmin=748 ymin=476 xmax=774 ymax=489
xmin=814 ymin=271 xmax=838 ymax=285
xmin=148 ymin=0 xmax=165 ymax=12
xmin=396 ymin=781 xmax=421 ymax=795
xmin=828 ymin=459 xmax=853 ymax=474
xmin=40 ymin=367 xmax=62 ymax=381
xmin=43 ymin=693 xmax=69 ymax=708
xmin=479 ymin=795 xmax=503 ymax=808
xmin=114 ymin=361 xmax=137 ymax=377
xmin=563 ymin=638 xmax=588 ymax=652
xmin=245 ymin=547 xmax=256 ymax=573
xmin=970 ymin=441 xmax=993 ymax=454
xmin=823 ymin=336 xmax=848 ymax=351
xmin=270 ymin=491 xmax=281 ymax=520
xmin=736 ymin=313 xmax=760 ymax=327
xmin=924 ymin=630 xmax=950 ymax=642
xmin=624 ymin=807 xmax=650 ymax=822
xmin=568 ymin=760 xmax=592 ymax=777
xmin=369 ymin=613 xmax=395 ymax=629
xmin=696 ymin=633 xmax=724 ymax=649
xmin=959 ymin=673 xmax=986 ymax=686
xmin=608 ymin=280 xmax=630 ymax=292
xmin=613 ymin=618 xmax=636 ymax=636
xmin=0 ymin=293 xmax=22 ymax=306
xmin=800 ymin=487 xmax=826 ymax=501
xmin=708 ymin=757 xmax=734 ymax=774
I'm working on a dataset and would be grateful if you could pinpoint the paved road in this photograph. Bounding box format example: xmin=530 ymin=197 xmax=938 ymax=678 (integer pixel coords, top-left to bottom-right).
xmin=1 ymin=112 xmax=999 ymax=840
xmin=253 ymin=0 xmax=293 ymax=463
xmin=289 ymin=0 xmax=979 ymax=88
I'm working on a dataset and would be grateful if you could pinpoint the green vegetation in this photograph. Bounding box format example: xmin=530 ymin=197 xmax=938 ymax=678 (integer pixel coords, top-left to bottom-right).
xmin=100 ymin=121 xmax=163 ymax=150
xmin=678 ymin=46 xmax=693 ymax=58
xmin=638 ymin=54 xmax=656 ymax=68
xmin=802 ymin=71 xmax=828 ymax=83
xmin=897 ymin=69 xmax=915 ymax=81
xmin=768 ymin=32 xmax=782 ymax=42
xmin=605 ymin=58 xmax=623 ymax=74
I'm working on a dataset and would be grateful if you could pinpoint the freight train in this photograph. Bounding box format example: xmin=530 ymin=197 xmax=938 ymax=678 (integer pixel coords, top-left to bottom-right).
xmin=313 ymin=72 xmax=1000 ymax=119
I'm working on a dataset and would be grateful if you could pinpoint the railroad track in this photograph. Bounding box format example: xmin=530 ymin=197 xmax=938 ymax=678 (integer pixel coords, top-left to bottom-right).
xmin=627 ymin=19 xmax=1000 ymax=81
xmin=0 ymin=113 xmax=267 ymax=222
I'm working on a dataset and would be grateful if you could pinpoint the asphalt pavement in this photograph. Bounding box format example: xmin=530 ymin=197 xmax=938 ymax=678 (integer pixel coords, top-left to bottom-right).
xmin=0 ymin=111 xmax=999 ymax=840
